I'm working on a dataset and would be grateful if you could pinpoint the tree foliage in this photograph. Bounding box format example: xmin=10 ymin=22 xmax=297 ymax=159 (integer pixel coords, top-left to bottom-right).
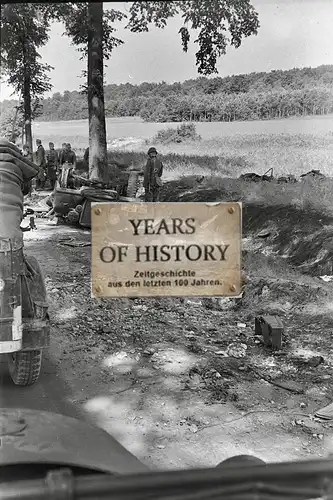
xmin=58 ymin=0 xmax=258 ymax=76
xmin=0 ymin=4 xmax=54 ymax=97
xmin=58 ymin=2 xmax=125 ymax=60
xmin=126 ymin=1 xmax=259 ymax=75
xmin=0 ymin=4 xmax=55 ymax=148
xmin=53 ymin=1 xmax=259 ymax=96
xmin=0 ymin=104 xmax=24 ymax=143
xmin=6 ymin=65 xmax=332 ymax=123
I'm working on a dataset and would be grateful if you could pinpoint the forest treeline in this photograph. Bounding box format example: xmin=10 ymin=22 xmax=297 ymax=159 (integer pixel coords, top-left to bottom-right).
xmin=2 ymin=65 xmax=333 ymax=123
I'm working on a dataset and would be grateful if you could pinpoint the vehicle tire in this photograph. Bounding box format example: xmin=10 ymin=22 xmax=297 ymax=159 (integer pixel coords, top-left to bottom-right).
xmin=127 ymin=172 xmax=139 ymax=197
xmin=8 ymin=350 xmax=42 ymax=386
xmin=216 ymin=455 xmax=265 ymax=468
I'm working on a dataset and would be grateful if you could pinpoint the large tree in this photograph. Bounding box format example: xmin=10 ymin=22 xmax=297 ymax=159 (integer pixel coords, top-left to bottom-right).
xmin=0 ymin=3 xmax=73 ymax=150
xmin=0 ymin=4 xmax=56 ymax=151
xmin=59 ymin=0 xmax=259 ymax=181
xmin=0 ymin=103 xmax=24 ymax=144
xmin=87 ymin=3 xmax=107 ymax=182
xmin=60 ymin=3 xmax=125 ymax=181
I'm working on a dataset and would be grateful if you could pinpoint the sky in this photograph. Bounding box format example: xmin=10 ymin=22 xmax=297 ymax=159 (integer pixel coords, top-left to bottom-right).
xmin=1 ymin=0 xmax=333 ymax=101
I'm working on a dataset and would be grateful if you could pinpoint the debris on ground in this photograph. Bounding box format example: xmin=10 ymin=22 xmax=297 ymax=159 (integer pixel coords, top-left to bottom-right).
xmin=226 ymin=343 xmax=248 ymax=358
xmin=239 ymin=168 xmax=325 ymax=183
xmin=60 ymin=240 xmax=91 ymax=247
xmin=255 ymin=315 xmax=283 ymax=350
xmin=315 ymin=403 xmax=333 ymax=421
xmin=320 ymin=275 xmax=333 ymax=282
xmin=306 ymin=356 xmax=325 ymax=368
xmin=300 ymin=169 xmax=326 ymax=180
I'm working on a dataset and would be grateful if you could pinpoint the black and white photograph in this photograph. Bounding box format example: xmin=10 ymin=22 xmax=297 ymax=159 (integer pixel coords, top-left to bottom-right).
xmin=1 ymin=0 xmax=333 ymax=497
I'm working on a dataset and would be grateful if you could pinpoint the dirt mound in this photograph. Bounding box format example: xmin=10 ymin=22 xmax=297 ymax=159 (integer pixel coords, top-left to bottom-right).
xmin=239 ymin=276 xmax=327 ymax=312
xmin=244 ymin=204 xmax=333 ymax=276
xmin=287 ymin=226 xmax=333 ymax=275
xmin=162 ymin=178 xmax=333 ymax=276
xmin=243 ymin=204 xmax=333 ymax=236
xmin=161 ymin=178 xmax=238 ymax=202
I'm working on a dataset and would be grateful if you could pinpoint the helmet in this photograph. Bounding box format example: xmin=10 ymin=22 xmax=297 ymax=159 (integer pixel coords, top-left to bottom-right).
xmin=147 ymin=147 xmax=157 ymax=155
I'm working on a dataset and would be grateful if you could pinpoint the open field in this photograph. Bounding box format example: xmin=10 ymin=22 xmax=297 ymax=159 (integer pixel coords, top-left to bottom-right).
xmin=32 ymin=114 xmax=333 ymax=217
xmin=33 ymin=114 xmax=333 ymax=141
xmin=33 ymin=115 xmax=333 ymax=180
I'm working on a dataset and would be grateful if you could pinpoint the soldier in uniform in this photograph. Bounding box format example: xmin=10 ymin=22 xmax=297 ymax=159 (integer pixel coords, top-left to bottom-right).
xmin=35 ymin=139 xmax=46 ymax=190
xmin=66 ymin=143 xmax=77 ymax=169
xmin=22 ymin=144 xmax=33 ymax=162
xmin=143 ymin=147 xmax=163 ymax=202
xmin=46 ymin=142 xmax=59 ymax=191
xmin=22 ymin=144 xmax=34 ymax=195
xmin=58 ymin=143 xmax=67 ymax=168
xmin=83 ymin=146 xmax=89 ymax=167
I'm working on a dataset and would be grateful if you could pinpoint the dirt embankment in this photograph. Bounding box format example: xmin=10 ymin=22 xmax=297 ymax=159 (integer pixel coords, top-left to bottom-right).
xmin=162 ymin=178 xmax=333 ymax=276
xmin=243 ymin=204 xmax=333 ymax=276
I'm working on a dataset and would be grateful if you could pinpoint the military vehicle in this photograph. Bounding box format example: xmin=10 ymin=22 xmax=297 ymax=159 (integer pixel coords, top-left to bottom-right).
xmin=0 ymin=138 xmax=50 ymax=386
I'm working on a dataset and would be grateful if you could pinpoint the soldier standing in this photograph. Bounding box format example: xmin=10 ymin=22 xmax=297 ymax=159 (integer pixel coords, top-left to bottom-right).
xmin=22 ymin=144 xmax=34 ymax=195
xmin=66 ymin=143 xmax=77 ymax=169
xmin=22 ymin=144 xmax=33 ymax=162
xmin=35 ymin=139 xmax=46 ymax=190
xmin=58 ymin=142 xmax=67 ymax=169
xmin=143 ymin=147 xmax=163 ymax=202
xmin=83 ymin=146 xmax=89 ymax=166
xmin=46 ymin=142 xmax=59 ymax=191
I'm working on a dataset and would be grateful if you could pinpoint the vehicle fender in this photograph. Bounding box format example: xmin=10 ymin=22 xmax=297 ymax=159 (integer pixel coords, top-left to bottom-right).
xmin=0 ymin=408 xmax=149 ymax=475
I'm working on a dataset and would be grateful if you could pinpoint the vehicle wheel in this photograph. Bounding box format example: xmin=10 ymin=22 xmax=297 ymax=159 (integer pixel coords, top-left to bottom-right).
xmin=8 ymin=350 xmax=42 ymax=386
xmin=216 ymin=455 xmax=265 ymax=468
xmin=56 ymin=216 xmax=66 ymax=225
xmin=127 ymin=172 xmax=139 ymax=197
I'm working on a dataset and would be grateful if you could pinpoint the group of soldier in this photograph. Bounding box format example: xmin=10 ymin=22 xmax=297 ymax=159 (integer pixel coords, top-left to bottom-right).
xmin=22 ymin=140 xmax=77 ymax=191
xmin=20 ymin=140 xmax=164 ymax=200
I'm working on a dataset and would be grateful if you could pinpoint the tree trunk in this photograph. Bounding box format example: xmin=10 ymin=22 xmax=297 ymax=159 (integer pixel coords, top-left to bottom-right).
xmin=24 ymin=84 xmax=33 ymax=152
xmin=10 ymin=105 xmax=19 ymax=144
xmin=22 ymin=40 xmax=33 ymax=152
xmin=87 ymin=1 xmax=107 ymax=182
xmin=21 ymin=122 xmax=25 ymax=146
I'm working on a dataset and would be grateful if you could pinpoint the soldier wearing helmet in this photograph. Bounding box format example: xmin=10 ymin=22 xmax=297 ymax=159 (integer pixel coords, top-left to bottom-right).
xmin=35 ymin=139 xmax=46 ymax=190
xmin=46 ymin=142 xmax=59 ymax=190
xmin=143 ymin=147 xmax=163 ymax=202
xmin=58 ymin=143 xmax=76 ymax=169
xmin=65 ymin=143 xmax=77 ymax=169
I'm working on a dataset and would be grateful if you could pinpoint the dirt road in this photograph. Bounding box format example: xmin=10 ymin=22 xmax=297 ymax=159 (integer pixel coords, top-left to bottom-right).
xmin=0 ymin=354 xmax=83 ymax=418
xmin=0 ymin=223 xmax=85 ymax=420
xmin=2 ymin=211 xmax=333 ymax=470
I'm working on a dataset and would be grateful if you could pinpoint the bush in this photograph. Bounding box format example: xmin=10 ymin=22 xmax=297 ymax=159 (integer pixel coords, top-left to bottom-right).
xmin=153 ymin=123 xmax=201 ymax=144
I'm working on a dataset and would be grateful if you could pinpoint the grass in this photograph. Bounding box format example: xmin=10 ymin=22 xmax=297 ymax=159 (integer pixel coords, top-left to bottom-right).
xmin=141 ymin=133 xmax=333 ymax=178
xmin=69 ymin=128 xmax=333 ymax=216
xmin=38 ymin=124 xmax=333 ymax=217
xmin=33 ymin=129 xmax=333 ymax=178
